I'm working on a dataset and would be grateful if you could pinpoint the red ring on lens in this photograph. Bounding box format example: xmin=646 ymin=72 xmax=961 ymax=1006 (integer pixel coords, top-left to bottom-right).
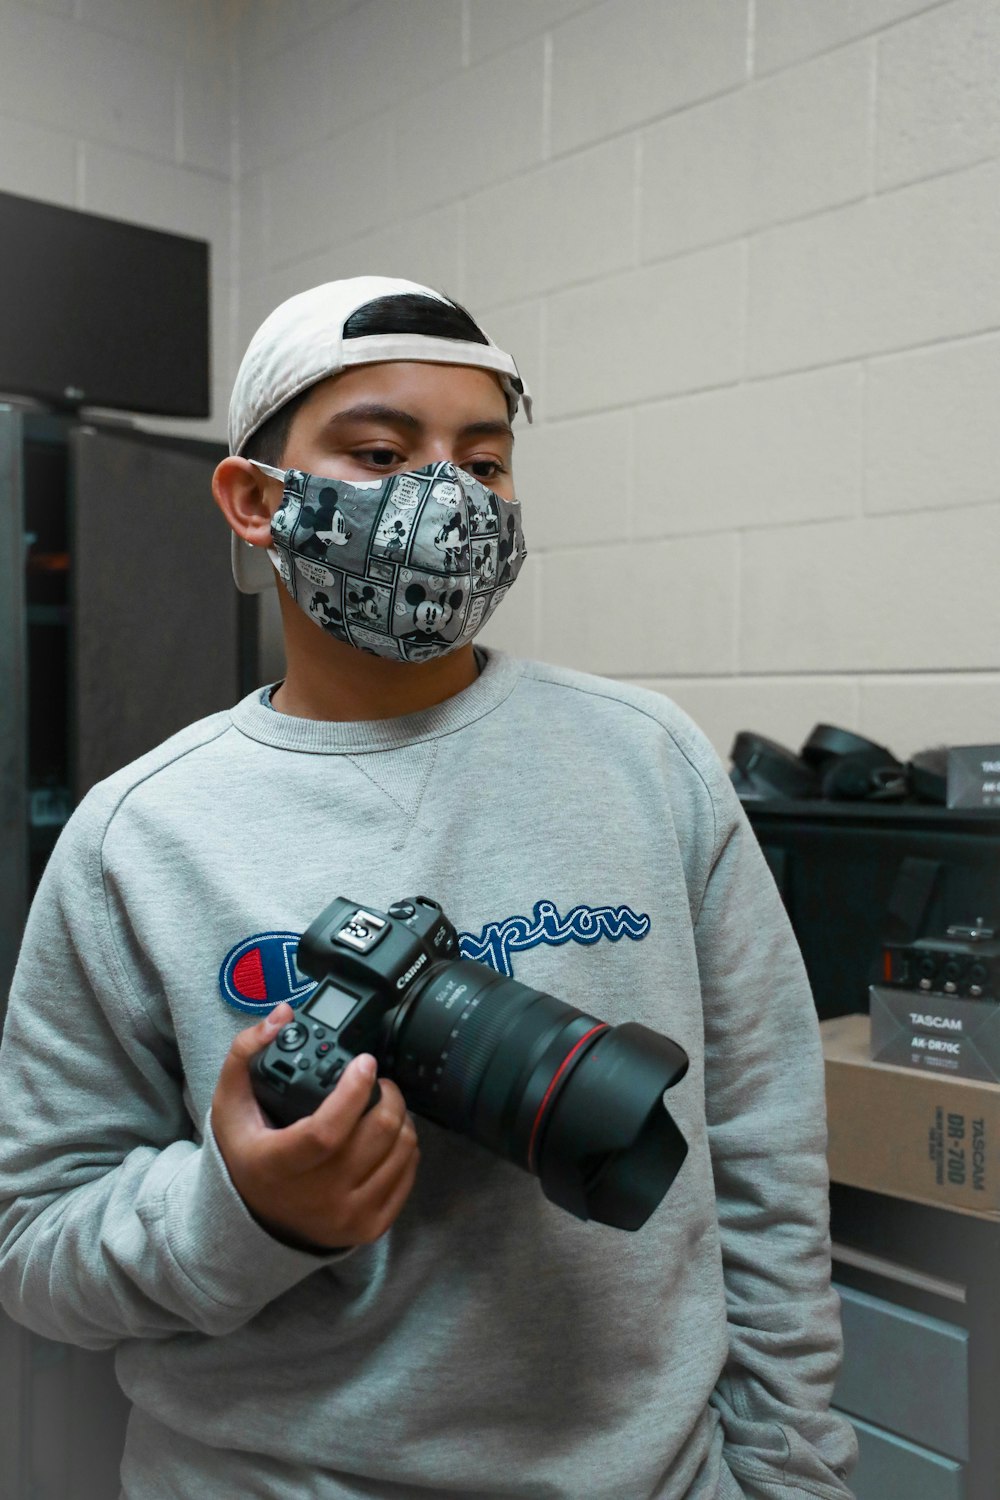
xmin=526 ymin=1023 xmax=608 ymax=1172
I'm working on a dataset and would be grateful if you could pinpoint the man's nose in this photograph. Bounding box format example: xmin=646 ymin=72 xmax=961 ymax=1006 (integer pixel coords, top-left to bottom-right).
xmin=423 ymin=452 xmax=459 ymax=474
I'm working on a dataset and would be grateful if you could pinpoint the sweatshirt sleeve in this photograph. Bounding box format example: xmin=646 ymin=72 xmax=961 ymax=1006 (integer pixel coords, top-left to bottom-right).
xmin=0 ymin=804 xmax=343 ymax=1352
xmin=691 ymin=757 xmax=858 ymax=1499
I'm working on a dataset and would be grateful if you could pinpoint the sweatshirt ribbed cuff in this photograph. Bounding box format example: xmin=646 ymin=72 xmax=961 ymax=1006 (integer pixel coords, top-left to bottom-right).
xmin=161 ymin=1114 xmax=354 ymax=1318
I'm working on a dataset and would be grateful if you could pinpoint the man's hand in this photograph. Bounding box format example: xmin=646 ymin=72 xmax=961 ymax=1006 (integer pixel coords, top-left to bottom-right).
xmin=212 ymin=1003 xmax=420 ymax=1252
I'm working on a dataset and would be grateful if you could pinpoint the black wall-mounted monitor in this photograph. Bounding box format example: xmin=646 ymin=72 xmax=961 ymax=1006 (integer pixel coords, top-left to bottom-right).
xmin=0 ymin=189 xmax=210 ymax=419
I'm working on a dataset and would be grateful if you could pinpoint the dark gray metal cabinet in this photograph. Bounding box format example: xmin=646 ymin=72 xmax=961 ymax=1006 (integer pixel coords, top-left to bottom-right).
xmin=0 ymin=404 xmax=255 ymax=1499
xmin=0 ymin=404 xmax=255 ymax=999
xmin=831 ymin=1185 xmax=1000 ymax=1500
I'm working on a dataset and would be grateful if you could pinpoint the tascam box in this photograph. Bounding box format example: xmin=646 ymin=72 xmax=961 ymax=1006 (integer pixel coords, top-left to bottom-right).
xmin=869 ymin=982 xmax=1000 ymax=1083
xmin=821 ymin=1013 xmax=1000 ymax=1219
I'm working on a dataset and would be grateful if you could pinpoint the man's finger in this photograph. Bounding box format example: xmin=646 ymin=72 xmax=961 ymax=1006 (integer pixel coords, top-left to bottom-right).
xmin=352 ymin=1136 xmax=421 ymax=1243
xmin=213 ymin=1003 xmax=294 ymax=1127
xmin=228 ymin=1003 xmax=294 ymax=1065
xmin=334 ymin=1087 xmax=414 ymax=1186
xmin=262 ymin=1054 xmax=383 ymax=1172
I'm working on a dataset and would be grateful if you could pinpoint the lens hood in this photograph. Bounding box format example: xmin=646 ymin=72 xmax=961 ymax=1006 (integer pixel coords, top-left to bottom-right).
xmin=535 ymin=1023 xmax=689 ymax=1230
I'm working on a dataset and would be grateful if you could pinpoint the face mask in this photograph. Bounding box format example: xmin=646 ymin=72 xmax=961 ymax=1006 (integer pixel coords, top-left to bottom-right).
xmin=250 ymin=460 xmax=526 ymax=663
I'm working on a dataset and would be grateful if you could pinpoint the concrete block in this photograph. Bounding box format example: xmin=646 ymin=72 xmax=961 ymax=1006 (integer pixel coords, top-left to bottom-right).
xmin=866 ymin=334 xmax=1000 ymax=515
xmin=390 ymin=37 xmax=545 ymax=218
xmin=754 ymin=0 xmax=947 ymax=76
xmin=0 ymin=4 xmax=176 ymax=160
xmin=510 ymin=409 xmax=632 ymax=552
xmin=740 ymin=504 xmax=1000 ymax=672
xmin=539 ymin=532 xmax=739 ymax=677
xmin=236 ymin=171 xmax=269 ymax=283
xmin=551 ymin=0 xmax=748 ymax=157
xmin=642 ymin=41 xmax=872 ymax=259
xmin=466 ymin=0 xmax=597 ymax=64
xmin=858 ymin=674 xmax=1000 ymax=758
xmin=75 ymin=0 xmax=225 ymax=55
xmin=319 ymin=0 xmax=465 ymax=140
xmin=477 ymin=552 xmax=540 ymax=659
xmin=0 ymin=113 xmax=76 ymax=205
xmin=18 ymin=0 xmax=71 ymax=15
xmin=546 ymin=242 xmax=745 ymax=419
xmin=239 ymin=26 xmax=336 ymax=176
xmin=237 ymin=276 xmax=280 ymax=364
xmin=748 ymin=160 xmax=1000 ymax=375
xmin=215 ymin=280 xmax=240 ymax=395
xmin=641 ymin=89 xmax=749 ymax=261
xmin=877 ymin=0 xmax=1000 ymax=190
xmin=633 ymin=364 xmax=862 ymax=538
xmin=80 ymin=143 xmax=233 ymax=274
xmin=236 ymin=0 xmax=359 ymax=63
xmin=318 ymin=202 xmax=465 ymax=305
xmin=632 ymin=676 xmax=860 ymax=763
xmin=265 ymin=119 xmax=393 ymax=266
xmin=178 ymin=45 xmax=233 ymax=179
xmin=463 ymin=135 xmax=637 ymax=310
xmin=749 ymin=42 xmax=873 ymax=226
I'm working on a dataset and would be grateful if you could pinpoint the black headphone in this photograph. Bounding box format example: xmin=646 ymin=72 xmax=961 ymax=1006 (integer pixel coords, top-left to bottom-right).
xmin=730 ymin=724 xmax=948 ymax=804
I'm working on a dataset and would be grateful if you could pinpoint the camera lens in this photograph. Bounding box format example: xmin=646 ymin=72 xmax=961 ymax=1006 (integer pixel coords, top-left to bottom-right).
xmin=382 ymin=960 xmax=688 ymax=1230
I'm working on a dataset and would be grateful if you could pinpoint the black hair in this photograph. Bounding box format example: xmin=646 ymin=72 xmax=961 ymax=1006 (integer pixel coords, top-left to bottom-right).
xmin=243 ymin=292 xmax=489 ymax=468
xmin=341 ymin=292 xmax=489 ymax=345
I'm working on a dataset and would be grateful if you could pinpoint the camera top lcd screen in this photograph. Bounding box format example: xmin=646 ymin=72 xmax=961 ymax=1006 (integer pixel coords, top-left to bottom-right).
xmin=307 ymin=982 xmax=360 ymax=1031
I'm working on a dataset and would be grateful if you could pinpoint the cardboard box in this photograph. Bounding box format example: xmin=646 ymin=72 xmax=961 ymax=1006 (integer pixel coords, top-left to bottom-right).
xmin=821 ymin=1013 xmax=1000 ymax=1221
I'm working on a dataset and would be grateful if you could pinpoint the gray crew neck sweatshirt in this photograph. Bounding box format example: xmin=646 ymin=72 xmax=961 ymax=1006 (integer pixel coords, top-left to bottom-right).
xmin=0 ymin=649 xmax=856 ymax=1499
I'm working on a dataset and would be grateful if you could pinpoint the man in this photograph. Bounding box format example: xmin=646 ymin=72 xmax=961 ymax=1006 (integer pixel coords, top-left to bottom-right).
xmin=0 ymin=276 xmax=857 ymax=1498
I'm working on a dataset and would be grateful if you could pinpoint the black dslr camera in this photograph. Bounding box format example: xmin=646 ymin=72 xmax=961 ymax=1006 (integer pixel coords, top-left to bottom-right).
xmin=252 ymin=895 xmax=689 ymax=1231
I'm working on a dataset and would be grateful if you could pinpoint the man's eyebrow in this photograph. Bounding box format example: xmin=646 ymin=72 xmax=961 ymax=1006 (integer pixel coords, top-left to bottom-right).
xmin=322 ymin=406 xmax=513 ymax=441
xmin=324 ymin=403 xmax=422 ymax=431
xmin=458 ymin=419 xmax=514 ymax=442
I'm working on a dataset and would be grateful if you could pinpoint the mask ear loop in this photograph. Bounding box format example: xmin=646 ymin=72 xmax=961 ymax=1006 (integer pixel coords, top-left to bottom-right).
xmin=247 ymin=458 xmax=287 ymax=482
xmin=245 ymin=458 xmax=290 ymax=574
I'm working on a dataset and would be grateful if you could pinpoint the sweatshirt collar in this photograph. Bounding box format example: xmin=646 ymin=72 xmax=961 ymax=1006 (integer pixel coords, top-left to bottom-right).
xmin=229 ymin=648 xmax=524 ymax=754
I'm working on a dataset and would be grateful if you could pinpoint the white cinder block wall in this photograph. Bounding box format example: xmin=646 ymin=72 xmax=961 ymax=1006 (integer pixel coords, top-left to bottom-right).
xmin=3 ymin=0 xmax=999 ymax=765
xmin=235 ymin=0 xmax=1000 ymax=762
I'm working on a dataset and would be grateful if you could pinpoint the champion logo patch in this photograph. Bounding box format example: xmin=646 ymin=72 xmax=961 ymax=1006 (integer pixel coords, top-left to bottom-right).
xmin=219 ymin=901 xmax=651 ymax=1013
xmin=219 ymin=931 xmax=317 ymax=1015
xmin=459 ymin=899 xmax=650 ymax=979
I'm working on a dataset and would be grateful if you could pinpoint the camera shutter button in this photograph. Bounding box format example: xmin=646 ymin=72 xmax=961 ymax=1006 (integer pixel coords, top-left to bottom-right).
xmin=388 ymin=902 xmax=416 ymax=919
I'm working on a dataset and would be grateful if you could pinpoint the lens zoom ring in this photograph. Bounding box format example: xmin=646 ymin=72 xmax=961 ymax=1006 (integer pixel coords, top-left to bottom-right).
xmin=439 ymin=979 xmax=529 ymax=1119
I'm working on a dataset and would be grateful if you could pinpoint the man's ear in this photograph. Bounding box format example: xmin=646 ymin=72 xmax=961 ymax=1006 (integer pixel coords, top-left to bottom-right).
xmin=211 ymin=456 xmax=276 ymax=548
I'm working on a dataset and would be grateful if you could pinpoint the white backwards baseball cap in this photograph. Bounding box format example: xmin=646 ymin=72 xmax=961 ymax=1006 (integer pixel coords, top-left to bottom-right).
xmin=227 ymin=275 xmax=532 ymax=594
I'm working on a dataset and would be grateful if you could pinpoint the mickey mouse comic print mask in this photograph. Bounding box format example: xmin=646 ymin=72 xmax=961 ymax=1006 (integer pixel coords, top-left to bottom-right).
xmin=250 ymin=459 xmax=526 ymax=663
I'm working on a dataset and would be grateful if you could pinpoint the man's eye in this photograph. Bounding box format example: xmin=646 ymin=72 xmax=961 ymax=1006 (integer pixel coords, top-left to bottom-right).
xmin=357 ymin=447 xmax=402 ymax=468
xmin=466 ymin=459 xmax=504 ymax=482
